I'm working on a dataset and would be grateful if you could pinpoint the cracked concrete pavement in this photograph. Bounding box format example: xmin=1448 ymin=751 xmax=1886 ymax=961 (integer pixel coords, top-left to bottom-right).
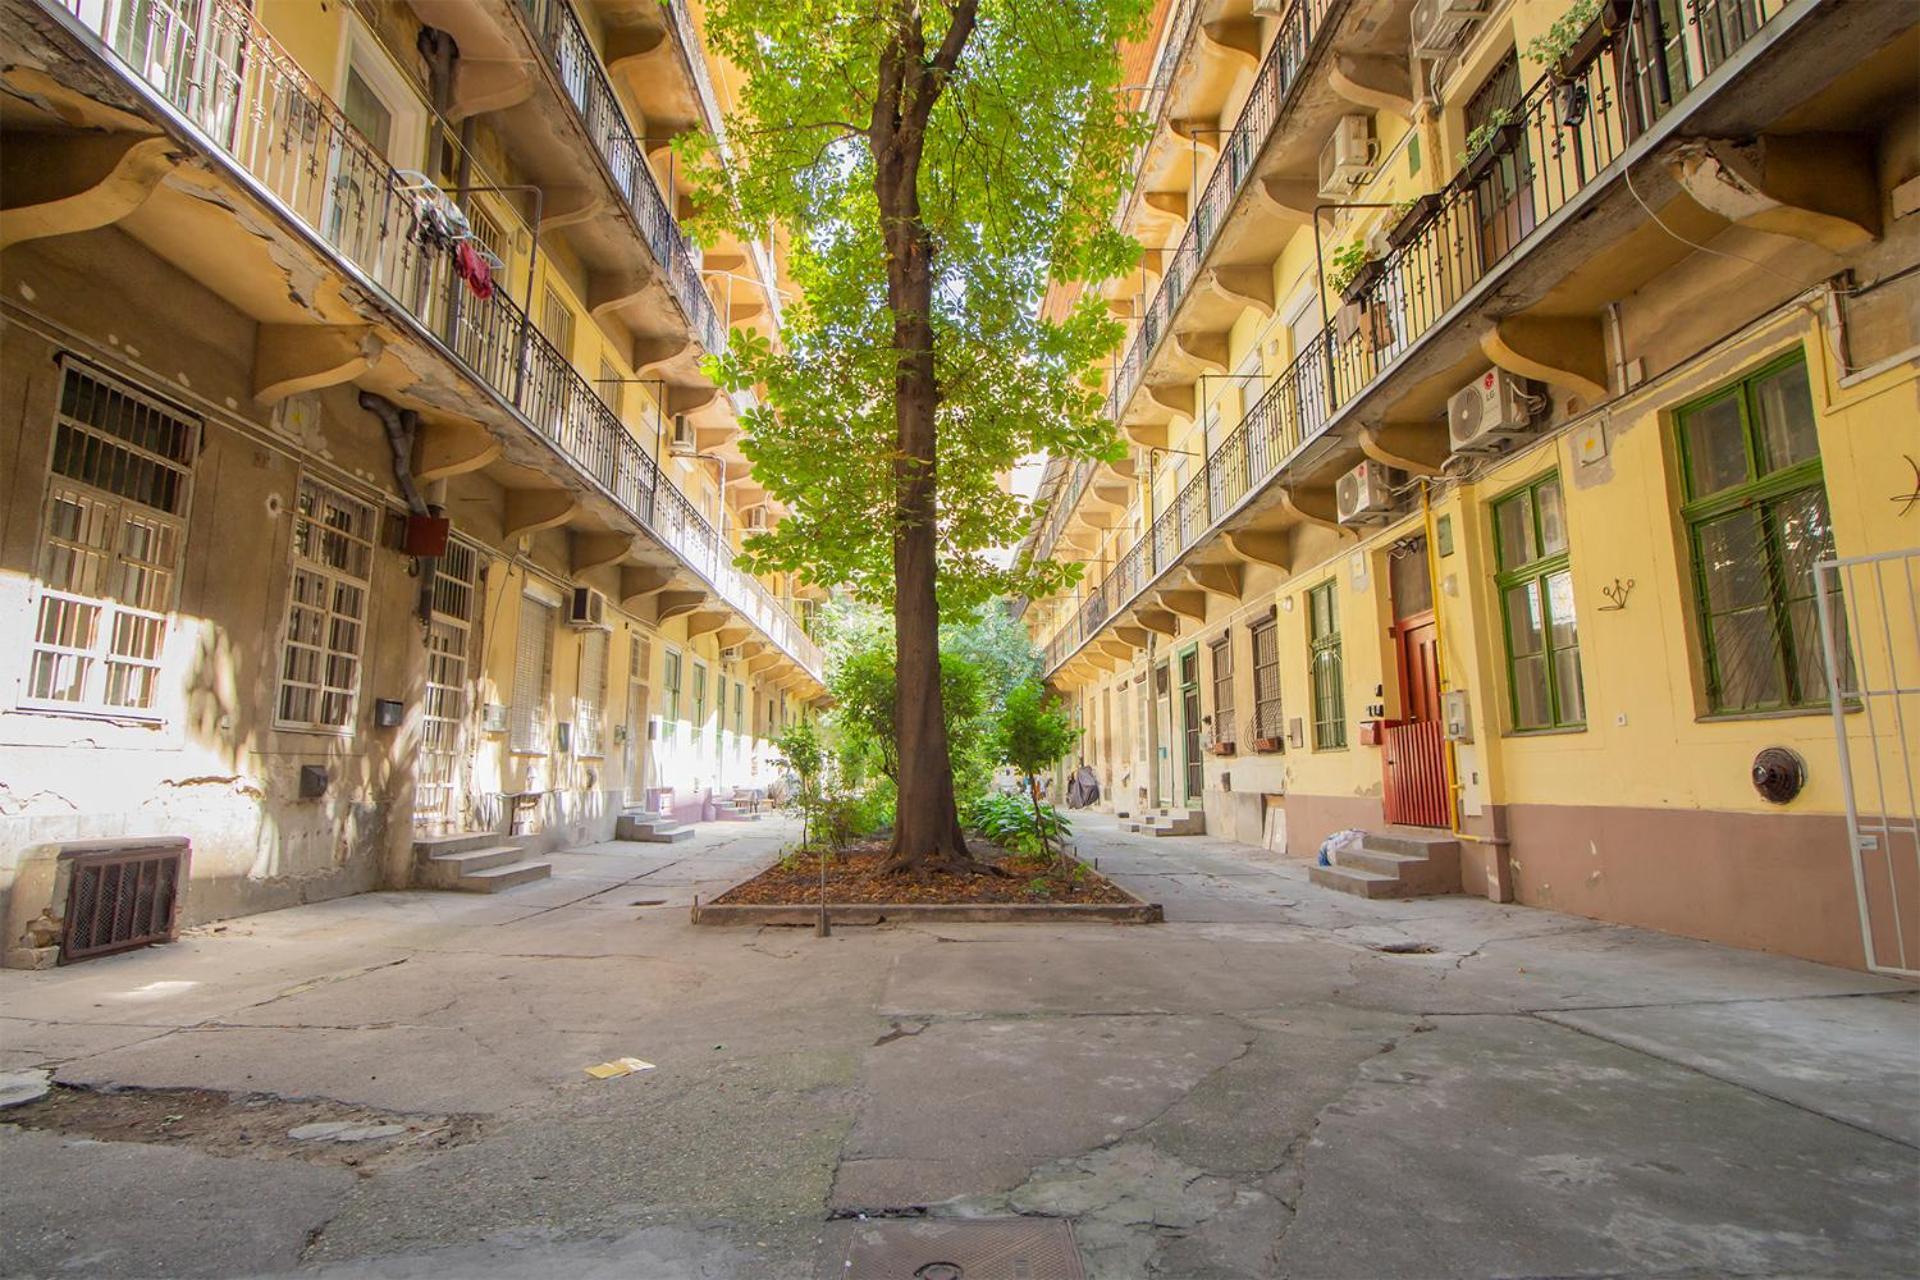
xmin=1 ymin=813 xmax=1915 ymax=1278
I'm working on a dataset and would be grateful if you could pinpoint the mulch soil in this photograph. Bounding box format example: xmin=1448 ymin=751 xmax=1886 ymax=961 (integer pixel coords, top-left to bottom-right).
xmin=712 ymin=841 xmax=1138 ymax=906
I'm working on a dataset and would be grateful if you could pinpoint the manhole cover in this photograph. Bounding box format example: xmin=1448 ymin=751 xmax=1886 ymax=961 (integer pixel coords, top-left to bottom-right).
xmin=841 ymin=1218 xmax=1084 ymax=1279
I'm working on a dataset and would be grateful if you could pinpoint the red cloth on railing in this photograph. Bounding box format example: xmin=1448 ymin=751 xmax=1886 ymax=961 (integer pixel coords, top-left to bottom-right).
xmin=455 ymin=241 xmax=494 ymax=300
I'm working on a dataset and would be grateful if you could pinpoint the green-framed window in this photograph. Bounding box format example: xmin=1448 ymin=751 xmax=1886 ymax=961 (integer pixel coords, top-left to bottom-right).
xmin=1674 ymin=350 xmax=1840 ymax=714
xmin=1308 ymin=581 xmax=1345 ymax=750
xmin=1492 ymin=472 xmax=1585 ymax=731
xmin=662 ymin=649 xmax=682 ymax=744
xmin=691 ymin=661 xmax=708 ymax=750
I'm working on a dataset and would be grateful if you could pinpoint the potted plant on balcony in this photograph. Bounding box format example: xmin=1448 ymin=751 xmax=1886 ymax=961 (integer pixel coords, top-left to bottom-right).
xmin=1385 ymin=193 xmax=1443 ymax=250
xmin=1250 ymin=733 xmax=1284 ymax=753
xmin=1456 ymin=108 xmax=1522 ymax=186
xmin=1327 ymin=239 xmax=1380 ymax=307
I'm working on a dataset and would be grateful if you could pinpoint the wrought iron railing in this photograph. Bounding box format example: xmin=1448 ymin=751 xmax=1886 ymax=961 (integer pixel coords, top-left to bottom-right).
xmin=515 ymin=0 xmax=726 ymax=356
xmin=47 ymin=0 xmax=822 ymax=678
xmin=1039 ymin=0 xmax=1790 ymax=673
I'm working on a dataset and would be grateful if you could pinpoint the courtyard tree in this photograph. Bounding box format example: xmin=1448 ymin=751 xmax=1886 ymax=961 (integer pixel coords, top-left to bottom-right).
xmin=997 ymin=679 xmax=1080 ymax=858
xmin=692 ymin=0 xmax=1148 ymax=875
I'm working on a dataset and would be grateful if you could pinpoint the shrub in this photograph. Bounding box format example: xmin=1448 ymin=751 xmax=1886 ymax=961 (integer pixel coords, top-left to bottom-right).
xmin=967 ymin=791 xmax=1072 ymax=862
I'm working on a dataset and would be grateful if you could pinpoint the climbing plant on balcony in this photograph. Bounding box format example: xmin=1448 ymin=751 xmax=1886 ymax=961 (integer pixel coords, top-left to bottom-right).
xmin=687 ymin=0 xmax=1148 ymax=875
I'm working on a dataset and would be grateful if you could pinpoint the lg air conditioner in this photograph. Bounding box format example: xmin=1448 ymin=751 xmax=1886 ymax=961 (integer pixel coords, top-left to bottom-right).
xmin=568 ymin=586 xmax=610 ymax=629
xmin=1317 ymin=116 xmax=1378 ymax=200
xmin=1336 ymin=459 xmax=1405 ymax=526
xmin=1448 ymin=368 xmax=1534 ymax=454
xmin=1411 ymin=0 xmax=1487 ymax=57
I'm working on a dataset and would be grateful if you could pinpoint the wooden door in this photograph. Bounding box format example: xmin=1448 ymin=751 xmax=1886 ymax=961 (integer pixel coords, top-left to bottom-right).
xmin=1384 ymin=612 xmax=1449 ymax=827
xmin=1153 ymin=661 xmax=1173 ymax=807
xmin=1179 ymin=648 xmax=1203 ymax=807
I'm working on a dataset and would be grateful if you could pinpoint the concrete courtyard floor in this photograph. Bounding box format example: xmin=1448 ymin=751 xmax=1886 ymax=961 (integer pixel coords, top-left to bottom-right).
xmin=1 ymin=812 xmax=1916 ymax=1279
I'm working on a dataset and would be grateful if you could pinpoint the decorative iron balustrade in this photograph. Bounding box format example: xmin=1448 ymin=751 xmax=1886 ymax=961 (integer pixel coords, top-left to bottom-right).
xmin=47 ymin=0 xmax=822 ymax=678
xmin=1039 ymin=0 xmax=1789 ymax=674
xmin=515 ymin=0 xmax=726 ymax=356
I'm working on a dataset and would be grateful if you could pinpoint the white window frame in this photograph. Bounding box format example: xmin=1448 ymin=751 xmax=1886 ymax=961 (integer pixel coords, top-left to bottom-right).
xmin=575 ymin=627 xmax=609 ymax=759
xmin=274 ymin=475 xmax=377 ymax=733
xmin=336 ymin=18 xmax=425 ymax=171
xmin=509 ymin=585 xmax=559 ymax=755
xmin=22 ymin=361 xmax=199 ymax=720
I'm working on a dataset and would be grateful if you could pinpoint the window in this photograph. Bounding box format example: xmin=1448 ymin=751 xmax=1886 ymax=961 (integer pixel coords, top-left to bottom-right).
xmin=1675 ymin=351 xmax=1841 ymax=714
xmin=277 ymin=477 xmax=375 ymax=730
xmin=1250 ymin=616 xmax=1284 ymax=744
xmin=342 ymin=66 xmax=395 ymax=158
xmin=691 ymin=662 xmax=708 ymax=751
xmin=26 ymin=364 xmax=197 ymax=717
xmin=734 ymin=680 xmax=745 ymax=740
xmin=542 ymin=286 xmax=575 ymax=359
xmin=1209 ymin=635 xmax=1236 ymax=745
xmin=1308 ymin=581 xmax=1345 ymax=750
xmin=509 ymin=591 xmax=556 ymax=752
xmin=575 ymin=628 xmax=608 ymax=758
xmin=662 ymin=648 xmax=683 ymax=743
xmin=1492 ymin=473 xmax=1585 ymax=731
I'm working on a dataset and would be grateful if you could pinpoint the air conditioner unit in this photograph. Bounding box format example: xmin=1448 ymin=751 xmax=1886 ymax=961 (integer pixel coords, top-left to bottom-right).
xmin=720 ymin=645 xmax=743 ymax=662
xmin=668 ymin=414 xmax=697 ymax=454
xmin=1336 ymin=459 xmax=1405 ymax=526
xmin=1317 ymin=116 xmax=1378 ymax=200
xmin=568 ymin=585 xmax=610 ymax=629
xmin=743 ymin=505 xmax=769 ymax=531
xmin=1448 ymin=368 xmax=1535 ymax=454
xmin=1411 ymin=0 xmax=1487 ymax=57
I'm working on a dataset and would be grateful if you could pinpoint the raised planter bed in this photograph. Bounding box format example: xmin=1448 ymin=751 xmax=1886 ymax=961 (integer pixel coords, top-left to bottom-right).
xmin=693 ymin=844 xmax=1163 ymax=926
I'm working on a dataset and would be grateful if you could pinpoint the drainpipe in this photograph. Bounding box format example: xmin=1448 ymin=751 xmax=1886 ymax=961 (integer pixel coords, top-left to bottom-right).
xmin=361 ymin=391 xmax=438 ymax=625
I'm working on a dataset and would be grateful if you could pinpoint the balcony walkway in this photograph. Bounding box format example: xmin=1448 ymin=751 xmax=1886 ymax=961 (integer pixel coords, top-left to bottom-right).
xmin=1 ymin=812 xmax=1912 ymax=1277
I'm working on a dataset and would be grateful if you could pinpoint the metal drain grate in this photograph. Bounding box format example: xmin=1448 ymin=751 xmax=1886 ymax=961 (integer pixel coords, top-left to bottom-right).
xmin=61 ymin=840 xmax=188 ymax=963
xmin=840 ymin=1218 xmax=1085 ymax=1279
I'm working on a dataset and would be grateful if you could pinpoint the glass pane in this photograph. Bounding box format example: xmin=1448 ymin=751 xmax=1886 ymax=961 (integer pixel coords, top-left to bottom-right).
xmin=1773 ymin=487 xmax=1835 ymax=601
xmin=1752 ymin=360 xmax=1818 ymax=473
xmin=1696 ymin=510 xmax=1767 ymax=611
xmin=1553 ymin=647 xmax=1585 ymax=725
xmin=1506 ymin=582 xmax=1543 ymax=657
xmin=1536 ymin=477 xmax=1567 ymax=556
xmin=1546 ymin=570 xmax=1578 ymax=648
xmin=1710 ymin=607 xmax=1786 ymax=711
xmin=1787 ymin=598 xmax=1835 ymax=706
xmin=343 ymin=66 xmax=394 ymax=157
xmin=1681 ymin=392 xmax=1748 ymax=497
xmin=1495 ymin=493 xmax=1536 ymax=569
xmin=1512 ymin=654 xmax=1551 ymax=729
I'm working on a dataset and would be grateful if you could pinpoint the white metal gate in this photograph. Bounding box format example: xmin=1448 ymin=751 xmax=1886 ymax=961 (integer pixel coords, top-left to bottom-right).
xmin=1817 ymin=548 xmax=1920 ymax=978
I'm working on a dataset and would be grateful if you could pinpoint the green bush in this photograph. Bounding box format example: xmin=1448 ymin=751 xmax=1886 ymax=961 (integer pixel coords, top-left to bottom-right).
xmin=967 ymin=791 xmax=1072 ymax=861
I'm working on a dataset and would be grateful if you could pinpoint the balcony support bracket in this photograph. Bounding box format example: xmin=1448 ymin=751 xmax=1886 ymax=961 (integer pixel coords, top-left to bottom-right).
xmin=1667 ymin=134 xmax=1879 ymax=255
xmin=571 ymin=532 xmax=639 ymax=576
xmin=1172 ymin=330 xmax=1230 ymax=375
xmin=0 ymin=131 xmax=177 ymax=252
xmin=252 ymin=324 xmax=384 ymax=406
xmin=654 ymin=590 xmax=708 ymax=624
xmin=1360 ymin=422 xmax=1448 ymax=477
xmin=620 ymin=566 xmax=677 ymax=608
xmin=588 ymin=266 xmax=656 ymax=319
xmin=503 ymin=489 xmax=579 ymax=541
xmin=1329 ymin=54 xmax=1414 ymax=120
xmin=684 ymin=609 xmax=731 ymax=639
xmin=413 ymin=419 xmax=501 ymax=482
xmin=1256 ymin=176 xmax=1318 ymax=228
xmin=1184 ymin=562 xmax=1244 ymax=600
xmin=1277 ymin=485 xmax=1347 ymax=536
xmin=1224 ymin=529 xmax=1290 ymax=573
xmin=1159 ymin=589 xmax=1209 ymax=622
xmin=1136 ymin=607 xmax=1181 ymax=637
xmin=1203 ymin=266 xmax=1275 ymax=318
xmin=1113 ymin=625 xmax=1151 ymax=650
xmin=449 ymin=58 xmax=534 ymax=122
xmin=1482 ymin=316 xmax=1608 ymax=406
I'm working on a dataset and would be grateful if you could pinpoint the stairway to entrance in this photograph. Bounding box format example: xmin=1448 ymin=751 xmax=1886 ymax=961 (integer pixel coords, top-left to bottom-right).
xmin=413 ymin=833 xmax=552 ymax=892
xmin=1309 ymin=829 xmax=1461 ymax=898
xmin=615 ymin=808 xmax=694 ymax=843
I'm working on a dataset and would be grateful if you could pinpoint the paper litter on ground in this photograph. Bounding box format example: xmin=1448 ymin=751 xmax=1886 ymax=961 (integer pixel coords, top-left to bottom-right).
xmin=584 ymin=1057 xmax=656 ymax=1079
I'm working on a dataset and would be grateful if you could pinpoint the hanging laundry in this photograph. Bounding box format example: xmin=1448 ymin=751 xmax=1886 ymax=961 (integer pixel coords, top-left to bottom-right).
xmin=455 ymin=240 xmax=494 ymax=299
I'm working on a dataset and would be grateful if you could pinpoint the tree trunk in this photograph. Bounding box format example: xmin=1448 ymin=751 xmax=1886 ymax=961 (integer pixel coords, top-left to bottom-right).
xmin=869 ymin=0 xmax=987 ymax=877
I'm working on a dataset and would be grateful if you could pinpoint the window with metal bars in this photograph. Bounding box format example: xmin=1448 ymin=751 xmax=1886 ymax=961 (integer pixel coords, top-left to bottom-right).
xmin=1209 ymin=635 xmax=1236 ymax=746
xmin=542 ymin=285 xmax=575 ymax=358
xmin=276 ymin=477 xmax=375 ymax=731
xmin=1674 ymin=350 xmax=1844 ymax=714
xmin=509 ymin=592 xmax=556 ymax=753
xmin=1250 ymin=616 xmax=1283 ymax=745
xmin=691 ymin=661 xmax=708 ymax=752
xmin=1308 ymin=581 xmax=1346 ymax=750
xmin=26 ymin=363 xmax=198 ymax=717
xmin=662 ymin=648 xmax=682 ymax=744
xmin=575 ymin=628 xmax=608 ymax=758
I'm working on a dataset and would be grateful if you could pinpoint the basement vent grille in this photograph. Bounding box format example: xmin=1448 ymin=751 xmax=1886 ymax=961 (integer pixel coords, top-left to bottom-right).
xmin=61 ymin=842 xmax=187 ymax=963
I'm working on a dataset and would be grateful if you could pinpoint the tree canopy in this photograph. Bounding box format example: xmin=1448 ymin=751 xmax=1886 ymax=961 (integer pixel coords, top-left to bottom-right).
xmin=690 ymin=0 xmax=1148 ymax=617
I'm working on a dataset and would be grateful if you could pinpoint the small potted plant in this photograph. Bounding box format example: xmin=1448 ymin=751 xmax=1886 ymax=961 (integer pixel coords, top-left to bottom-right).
xmin=1456 ymin=108 xmax=1522 ymax=186
xmin=1385 ymin=193 xmax=1443 ymax=250
xmin=1327 ymin=238 xmax=1379 ymax=306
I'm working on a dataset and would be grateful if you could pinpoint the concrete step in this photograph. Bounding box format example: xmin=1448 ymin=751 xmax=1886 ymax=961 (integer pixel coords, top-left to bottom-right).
xmin=412 ymin=831 xmax=504 ymax=859
xmin=620 ymin=809 xmax=664 ymax=824
xmin=616 ymin=814 xmax=695 ymax=843
xmin=1309 ymin=864 xmax=1407 ymax=899
xmin=417 ymin=844 xmax=524 ymax=888
xmin=455 ymin=861 xmax=552 ymax=892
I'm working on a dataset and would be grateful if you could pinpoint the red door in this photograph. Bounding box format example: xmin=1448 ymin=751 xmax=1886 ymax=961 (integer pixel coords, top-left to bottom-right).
xmin=1384 ymin=611 xmax=1450 ymax=827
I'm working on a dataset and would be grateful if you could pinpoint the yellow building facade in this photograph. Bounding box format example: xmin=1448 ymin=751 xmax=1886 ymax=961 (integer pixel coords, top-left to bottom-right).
xmin=1023 ymin=0 xmax=1920 ymax=972
xmin=0 ymin=0 xmax=826 ymax=958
